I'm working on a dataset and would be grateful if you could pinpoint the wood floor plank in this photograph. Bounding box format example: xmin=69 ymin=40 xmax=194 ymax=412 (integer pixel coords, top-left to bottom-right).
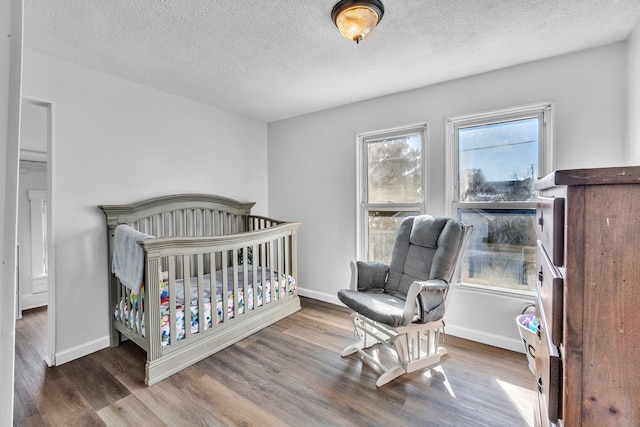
xmin=33 ymin=376 xmax=106 ymax=426
xmin=185 ymin=375 xmax=291 ymax=427
xmin=97 ymin=394 xmax=166 ymax=426
xmin=12 ymin=413 xmax=47 ymax=427
xmin=87 ymin=340 xmax=146 ymax=380
xmin=56 ymin=356 xmax=131 ymax=411
xmin=14 ymin=297 xmax=536 ymax=426
xmin=130 ymin=375 xmax=226 ymax=426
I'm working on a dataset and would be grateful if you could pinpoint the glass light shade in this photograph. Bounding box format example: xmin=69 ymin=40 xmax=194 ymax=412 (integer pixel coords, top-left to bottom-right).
xmin=334 ymin=5 xmax=381 ymax=43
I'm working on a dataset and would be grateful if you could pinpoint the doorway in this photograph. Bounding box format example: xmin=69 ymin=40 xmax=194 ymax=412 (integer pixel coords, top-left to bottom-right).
xmin=17 ymin=96 xmax=56 ymax=367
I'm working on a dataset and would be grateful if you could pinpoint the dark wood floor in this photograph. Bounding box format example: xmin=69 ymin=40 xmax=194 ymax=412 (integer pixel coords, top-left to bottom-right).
xmin=14 ymin=298 xmax=535 ymax=426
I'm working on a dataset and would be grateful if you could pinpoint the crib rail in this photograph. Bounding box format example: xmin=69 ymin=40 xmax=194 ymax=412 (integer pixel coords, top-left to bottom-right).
xmin=249 ymin=215 xmax=285 ymax=230
xmin=141 ymin=222 xmax=300 ymax=359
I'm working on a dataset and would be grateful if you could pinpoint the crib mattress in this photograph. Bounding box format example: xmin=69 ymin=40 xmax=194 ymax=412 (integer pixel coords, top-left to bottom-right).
xmin=116 ymin=266 xmax=296 ymax=347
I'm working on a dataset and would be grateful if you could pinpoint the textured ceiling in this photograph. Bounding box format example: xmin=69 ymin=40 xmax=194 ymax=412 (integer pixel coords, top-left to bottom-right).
xmin=24 ymin=0 xmax=640 ymax=123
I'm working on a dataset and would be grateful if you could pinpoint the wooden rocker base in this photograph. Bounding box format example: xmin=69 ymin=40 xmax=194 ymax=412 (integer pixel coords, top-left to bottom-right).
xmin=341 ymin=312 xmax=448 ymax=387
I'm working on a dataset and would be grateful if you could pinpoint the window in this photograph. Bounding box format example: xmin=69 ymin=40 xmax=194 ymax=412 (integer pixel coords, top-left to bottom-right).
xmin=446 ymin=103 xmax=553 ymax=293
xmin=357 ymin=124 xmax=426 ymax=264
xmin=28 ymin=189 xmax=48 ymax=293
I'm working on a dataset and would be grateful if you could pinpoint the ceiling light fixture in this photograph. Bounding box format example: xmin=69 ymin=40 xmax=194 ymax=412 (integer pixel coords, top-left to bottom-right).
xmin=331 ymin=0 xmax=385 ymax=44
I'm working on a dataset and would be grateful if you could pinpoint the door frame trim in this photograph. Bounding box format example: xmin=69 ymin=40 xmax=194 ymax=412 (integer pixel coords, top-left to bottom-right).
xmin=22 ymin=95 xmax=56 ymax=367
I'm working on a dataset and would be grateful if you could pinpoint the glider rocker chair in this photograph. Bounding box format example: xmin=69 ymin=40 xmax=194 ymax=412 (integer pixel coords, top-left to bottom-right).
xmin=337 ymin=215 xmax=472 ymax=387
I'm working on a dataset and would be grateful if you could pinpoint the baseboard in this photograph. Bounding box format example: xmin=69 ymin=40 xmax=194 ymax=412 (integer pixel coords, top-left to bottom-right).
xmin=297 ymin=287 xmax=342 ymax=306
xmin=19 ymin=293 xmax=48 ymax=312
xmin=55 ymin=335 xmax=110 ymax=365
xmin=441 ymin=323 xmax=524 ymax=353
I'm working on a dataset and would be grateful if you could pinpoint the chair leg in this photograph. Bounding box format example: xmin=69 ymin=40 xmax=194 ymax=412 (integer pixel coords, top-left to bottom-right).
xmin=341 ymin=313 xmax=449 ymax=386
xmin=375 ymin=365 xmax=406 ymax=387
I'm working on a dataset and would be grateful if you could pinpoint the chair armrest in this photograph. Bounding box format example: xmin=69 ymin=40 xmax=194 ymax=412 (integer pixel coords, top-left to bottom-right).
xmin=402 ymin=279 xmax=449 ymax=325
xmin=349 ymin=260 xmax=389 ymax=292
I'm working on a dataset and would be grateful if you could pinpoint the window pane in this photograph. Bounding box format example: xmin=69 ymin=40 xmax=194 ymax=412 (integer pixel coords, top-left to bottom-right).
xmin=458 ymin=118 xmax=538 ymax=202
xmin=42 ymin=199 xmax=48 ymax=275
xmin=367 ymin=134 xmax=421 ymax=204
xmin=367 ymin=211 xmax=417 ymax=263
xmin=459 ymin=209 xmax=536 ymax=292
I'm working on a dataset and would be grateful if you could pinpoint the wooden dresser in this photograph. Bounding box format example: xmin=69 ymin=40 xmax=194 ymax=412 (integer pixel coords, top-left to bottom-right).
xmin=534 ymin=166 xmax=640 ymax=426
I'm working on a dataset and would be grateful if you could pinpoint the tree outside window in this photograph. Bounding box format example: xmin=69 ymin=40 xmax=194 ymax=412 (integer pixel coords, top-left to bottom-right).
xmin=358 ymin=125 xmax=426 ymax=264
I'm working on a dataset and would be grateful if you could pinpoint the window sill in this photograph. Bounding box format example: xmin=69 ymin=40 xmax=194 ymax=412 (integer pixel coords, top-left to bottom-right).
xmin=452 ymin=281 xmax=535 ymax=300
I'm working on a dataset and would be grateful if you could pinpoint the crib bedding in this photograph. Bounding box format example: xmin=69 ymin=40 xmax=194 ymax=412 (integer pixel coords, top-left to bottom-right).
xmin=116 ymin=266 xmax=296 ymax=347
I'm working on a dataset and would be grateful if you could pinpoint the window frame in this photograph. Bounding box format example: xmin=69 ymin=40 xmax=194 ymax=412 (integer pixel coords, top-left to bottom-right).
xmin=356 ymin=122 xmax=428 ymax=261
xmin=445 ymin=102 xmax=554 ymax=294
xmin=28 ymin=189 xmax=48 ymax=294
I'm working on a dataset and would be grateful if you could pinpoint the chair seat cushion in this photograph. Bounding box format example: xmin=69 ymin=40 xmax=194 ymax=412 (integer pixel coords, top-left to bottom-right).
xmin=337 ymin=289 xmax=406 ymax=327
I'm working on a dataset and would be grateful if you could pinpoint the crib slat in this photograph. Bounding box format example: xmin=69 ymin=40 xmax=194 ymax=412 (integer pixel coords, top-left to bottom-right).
xmin=251 ymin=244 xmax=258 ymax=311
xmin=118 ymin=281 xmax=126 ymax=330
xmin=124 ymin=282 xmax=134 ymax=332
xmin=183 ymin=255 xmax=191 ymax=340
xmin=232 ymin=248 xmax=239 ymax=318
xmin=168 ymin=257 xmax=177 ymax=346
xmin=268 ymin=240 xmax=275 ymax=303
xmin=213 ymin=210 xmax=219 ymax=236
xmin=134 ymin=287 xmax=142 ymax=336
xmin=221 ymin=251 xmax=229 ymax=323
xmin=196 ymin=253 xmax=205 ymax=333
xmin=278 ymin=237 xmax=284 ymax=299
xmin=175 ymin=210 xmax=182 ymax=237
xmin=291 ymin=227 xmax=298 ymax=282
xmin=195 ymin=209 xmax=202 ymax=237
xmin=203 ymin=210 xmax=211 ymax=237
xmin=260 ymin=242 xmax=267 ymax=305
xmin=285 ymin=236 xmax=291 ymax=286
xmin=163 ymin=212 xmax=169 ymax=238
xmin=209 ymin=251 xmax=218 ymax=326
xmin=242 ymin=249 xmax=249 ymax=315
xmin=185 ymin=209 xmax=191 ymax=237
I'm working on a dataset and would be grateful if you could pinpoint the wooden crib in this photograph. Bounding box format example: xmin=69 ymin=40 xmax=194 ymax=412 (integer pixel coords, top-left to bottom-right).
xmin=100 ymin=194 xmax=301 ymax=386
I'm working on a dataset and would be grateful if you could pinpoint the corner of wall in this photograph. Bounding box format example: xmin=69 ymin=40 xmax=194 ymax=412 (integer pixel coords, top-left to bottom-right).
xmin=627 ymin=18 xmax=640 ymax=165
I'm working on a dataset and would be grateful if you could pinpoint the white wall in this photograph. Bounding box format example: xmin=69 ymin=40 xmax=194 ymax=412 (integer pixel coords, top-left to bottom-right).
xmin=22 ymin=48 xmax=269 ymax=363
xmin=20 ymin=99 xmax=48 ymax=161
xmin=1 ymin=0 xmax=22 ymax=423
xmin=268 ymin=42 xmax=628 ymax=351
xmin=628 ymin=19 xmax=640 ymax=164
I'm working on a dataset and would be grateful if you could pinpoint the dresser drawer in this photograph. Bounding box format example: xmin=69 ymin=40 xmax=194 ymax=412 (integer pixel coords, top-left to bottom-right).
xmin=535 ymin=300 xmax=562 ymax=425
xmin=536 ymin=196 xmax=564 ymax=267
xmin=536 ymin=241 xmax=563 ymax=347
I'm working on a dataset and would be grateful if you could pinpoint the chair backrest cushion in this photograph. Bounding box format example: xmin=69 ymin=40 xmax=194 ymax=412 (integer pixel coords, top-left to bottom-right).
xmin=385 ymin=215 xmax=465 ymax=298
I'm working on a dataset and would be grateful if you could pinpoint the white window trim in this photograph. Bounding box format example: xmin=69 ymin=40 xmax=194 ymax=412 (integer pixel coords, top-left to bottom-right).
xmin=356 ymin=122 xmax=428 ymax=260
xmin=28 ymin=189 xmax=48 ymax=283
xmin=444 ymin=102 xmax=554 ymax=295
xmin=445 ymin=102 xmax=554 ymax=217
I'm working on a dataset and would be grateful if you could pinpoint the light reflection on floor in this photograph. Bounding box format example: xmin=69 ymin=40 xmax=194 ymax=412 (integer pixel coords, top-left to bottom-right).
xmin=496 ymin=378 xmax=535 ymax=427
xmin=422 ymin=365 xmax=456 ymax=398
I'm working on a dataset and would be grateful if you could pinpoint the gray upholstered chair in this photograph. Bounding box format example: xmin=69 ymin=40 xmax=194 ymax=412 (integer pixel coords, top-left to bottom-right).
xmin=338 ymin=215 xmax=473 ymax=386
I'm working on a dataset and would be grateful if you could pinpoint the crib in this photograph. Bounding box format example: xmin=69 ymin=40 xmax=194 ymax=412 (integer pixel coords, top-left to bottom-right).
xmin=100 ymin=194 xmax=301 ymax=386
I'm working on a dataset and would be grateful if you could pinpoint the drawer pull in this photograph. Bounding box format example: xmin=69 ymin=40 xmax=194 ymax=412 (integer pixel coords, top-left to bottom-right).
xmin=537 ymin=376 xmax=544 ymax=393
xmin=537 ymin=322 xmax=542 ymax=339
xmin=538 ymin=268 xmax=543 ymax=283
xmin=538 ymin=215 xmax=544 ymax=228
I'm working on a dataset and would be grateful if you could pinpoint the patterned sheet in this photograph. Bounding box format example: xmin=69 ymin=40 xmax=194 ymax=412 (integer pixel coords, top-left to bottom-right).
xmin=115 ymin=267 xmax=296 ymax=347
